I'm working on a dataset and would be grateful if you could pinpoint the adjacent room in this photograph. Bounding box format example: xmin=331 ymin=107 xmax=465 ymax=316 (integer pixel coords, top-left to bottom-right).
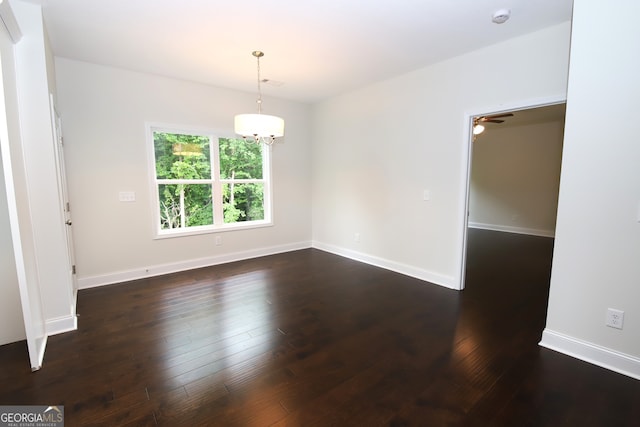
xmin=1 ymin=0 xmax=639 ymax=425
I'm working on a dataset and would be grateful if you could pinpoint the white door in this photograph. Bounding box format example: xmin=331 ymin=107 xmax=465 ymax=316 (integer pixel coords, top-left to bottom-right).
xmin=50 ymin=96 xmax=77 ymax=292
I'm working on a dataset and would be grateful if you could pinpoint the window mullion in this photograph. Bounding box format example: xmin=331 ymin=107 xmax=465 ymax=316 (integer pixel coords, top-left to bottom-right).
xmin=157 ymin=179 xmax=211 ymax=184
xmin=262 ymin=140 xmax=272 ymax=222
xmin=179 ymin=184 xmax=186 ymax=228
xmin=211 ymin=137 xmax=224 ymax=224
xmin=219 ymin=179 xmax=265 ymax=184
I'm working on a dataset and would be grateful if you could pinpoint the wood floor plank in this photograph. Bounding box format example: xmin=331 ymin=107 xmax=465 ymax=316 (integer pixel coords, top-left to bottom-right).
xmin=1 ymin=231 xmax=639 ymax=426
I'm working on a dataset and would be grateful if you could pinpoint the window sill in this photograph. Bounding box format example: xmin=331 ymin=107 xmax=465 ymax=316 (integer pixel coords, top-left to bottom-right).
xmin=153 ymin=220 xmax=273 ymax=240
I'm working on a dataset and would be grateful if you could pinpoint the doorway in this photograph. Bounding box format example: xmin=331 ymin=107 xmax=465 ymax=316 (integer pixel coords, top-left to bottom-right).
xmin=459 ymin=102 xmax=566 ymax=290
xmin=50 ymin=95 xmax=77 ymax=295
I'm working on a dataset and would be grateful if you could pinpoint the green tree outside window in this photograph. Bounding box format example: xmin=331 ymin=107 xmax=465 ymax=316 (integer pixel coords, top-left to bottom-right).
xmin=152 ymin=131 xmax=268 ymax=233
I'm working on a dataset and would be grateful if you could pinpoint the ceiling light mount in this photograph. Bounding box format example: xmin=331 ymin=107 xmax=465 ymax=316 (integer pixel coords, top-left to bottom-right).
xmin=492 ymin=9 xmax=511 ymax=24
xmin=234 ymin=50 xmax=285 ymax=145
xmin=472 ymin=121 xmax=485 ymax=135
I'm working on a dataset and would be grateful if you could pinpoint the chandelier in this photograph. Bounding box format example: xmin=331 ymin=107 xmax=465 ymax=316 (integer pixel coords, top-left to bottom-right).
xmin=234 ymin=51 xmax=285 ymax=145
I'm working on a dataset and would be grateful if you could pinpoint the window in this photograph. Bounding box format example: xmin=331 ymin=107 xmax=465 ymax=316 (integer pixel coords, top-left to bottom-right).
xmin=148 ymin=126 xmax=271 ymax=237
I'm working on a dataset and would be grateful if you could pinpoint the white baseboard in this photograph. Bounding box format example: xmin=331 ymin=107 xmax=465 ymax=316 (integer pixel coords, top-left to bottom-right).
xmin=32 ymin=335 xmax=47 ymax=371
xmin=468 ymin=222 xmax=555 ymax=238
xmin=312 ymin=241 xmax=458 ymax=290
xmin=540 ymin=329 xmax=640 ymax=380
xmin=77 ymin=241 xmax=312 ymax=289
xmin=45 ymin=314 xmax=78 ymax=336
xmin=77 ymin=240 xmax=457 ymax=293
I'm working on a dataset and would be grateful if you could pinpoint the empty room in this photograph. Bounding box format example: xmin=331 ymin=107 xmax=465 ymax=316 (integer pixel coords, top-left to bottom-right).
xmin=1 ymin=0 xmax=639 ymax=425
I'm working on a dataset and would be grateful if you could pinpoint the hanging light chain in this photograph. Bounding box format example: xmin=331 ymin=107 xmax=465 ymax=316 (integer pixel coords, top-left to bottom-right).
xmin=253 ymin=50 xmax=264 ymax=114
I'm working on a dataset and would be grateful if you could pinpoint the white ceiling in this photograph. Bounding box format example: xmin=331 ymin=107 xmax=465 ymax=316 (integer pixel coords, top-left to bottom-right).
xmin=30 ymin=0 xmax=573 ymax=104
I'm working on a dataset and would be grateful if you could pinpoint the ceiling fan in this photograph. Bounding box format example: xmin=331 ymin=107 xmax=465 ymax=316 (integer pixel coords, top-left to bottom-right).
xmin=473 ymin=113 xmax=514 ymax=136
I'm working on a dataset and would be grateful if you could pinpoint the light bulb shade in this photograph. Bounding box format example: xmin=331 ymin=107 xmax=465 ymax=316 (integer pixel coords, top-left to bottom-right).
xmin=234 ymin=114 xmax=285 ymax=138
xmin=473 ymin=124 xmax=485 ymax=135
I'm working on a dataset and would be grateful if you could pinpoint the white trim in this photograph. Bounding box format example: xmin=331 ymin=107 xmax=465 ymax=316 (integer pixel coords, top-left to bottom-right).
xmin=77 ymin=241 xmax=457 ymax=291
xmin=145 ymin=123 xmax=272 ymax=238
xmin=457 ymin=112 xmax=475 ymax=290
xmin=312 ymin=241 xmax=457 ymax=290
xmin=468 ymin=222 xmax=555 ymax=238
xmin=540 ymin=329 xmax=640 ymax=381
xmin=32 ymin=335 xmax=47 ymax=371
xmin=0 ymin=15 xmax=45 ymax=370
xmin=45 ymin=314 xmax=77 ymax=336
xmin=0 ymin=1 xmax=22 ymax=43
xmin=77 ymin=241 xmax=311 ymax=289
xmin=154 ymin=220 xmax=273 ymax=240
xmin=456 ymin=94 xmax=567 ymax=290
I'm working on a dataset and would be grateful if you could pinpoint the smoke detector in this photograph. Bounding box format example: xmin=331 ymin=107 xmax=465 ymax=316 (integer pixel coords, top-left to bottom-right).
xmin=492 ymin=9 xmax=511 ymax=24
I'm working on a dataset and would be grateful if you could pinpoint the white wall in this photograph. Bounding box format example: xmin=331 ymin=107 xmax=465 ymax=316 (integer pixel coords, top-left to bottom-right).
xmin=311 ymin=23 xmax=571 ymax=288
xmin=0 ymin=153 xmax=25 ymax=344
xmin=541 ymin=0 xmax=640 ymax=379
xmin=55 ymin=59 xmax=312 ymax=286
xmin=469 ymin=120 xmax=564 ymax=237
xmin=0 ymin=10 xmax=25 ymax=345
xmin=43 ymin=21 xmax=57 ymax=98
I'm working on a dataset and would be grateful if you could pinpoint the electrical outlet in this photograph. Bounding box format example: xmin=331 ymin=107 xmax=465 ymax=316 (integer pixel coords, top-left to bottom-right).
xmin=215 ymin=236 xmax=222 ymax=246
xmin=354 ymin=233 xmax=360 ymax=243
xmin=606 ymin=308 xmax=624 ymax=329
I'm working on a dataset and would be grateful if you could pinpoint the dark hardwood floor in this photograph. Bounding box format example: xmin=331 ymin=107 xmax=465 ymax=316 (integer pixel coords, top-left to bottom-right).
xmin=1 ymin=229 xmax=639 ymax=426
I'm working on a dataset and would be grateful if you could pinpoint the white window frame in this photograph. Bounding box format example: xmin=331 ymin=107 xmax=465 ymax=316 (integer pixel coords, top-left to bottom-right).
xmin=146 ymin=123 xmax=272 ymax=239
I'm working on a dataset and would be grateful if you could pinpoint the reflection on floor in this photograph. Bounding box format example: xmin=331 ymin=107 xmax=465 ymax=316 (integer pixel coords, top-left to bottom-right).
xmin=0 ymin=237 xmax=639 ymax=425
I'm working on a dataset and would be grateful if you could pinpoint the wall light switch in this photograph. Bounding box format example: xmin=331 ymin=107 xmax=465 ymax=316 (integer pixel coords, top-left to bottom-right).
xmin=119 ymin=191 xmax=136 ymax=202
xmin=423 ymin=190 xmax=431 ymax=201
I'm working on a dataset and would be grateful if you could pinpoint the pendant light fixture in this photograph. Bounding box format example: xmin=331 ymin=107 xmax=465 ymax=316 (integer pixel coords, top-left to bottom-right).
xmin=234 ymin=51 xmax=285 ymax=145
